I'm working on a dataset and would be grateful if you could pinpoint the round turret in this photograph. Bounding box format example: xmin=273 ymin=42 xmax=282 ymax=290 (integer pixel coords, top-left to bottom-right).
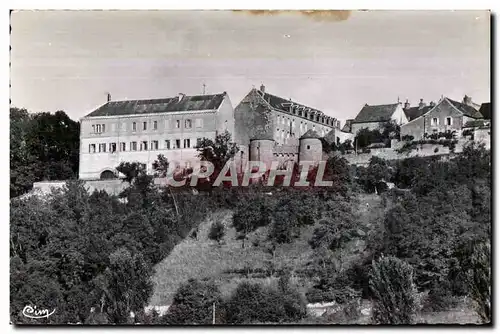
xmin=299 ymin=130 xmax=322 ymax=163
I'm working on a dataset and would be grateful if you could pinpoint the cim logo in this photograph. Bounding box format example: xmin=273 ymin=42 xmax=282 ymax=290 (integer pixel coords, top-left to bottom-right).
xmin=22 ymin=305 xmax=55 ymax=319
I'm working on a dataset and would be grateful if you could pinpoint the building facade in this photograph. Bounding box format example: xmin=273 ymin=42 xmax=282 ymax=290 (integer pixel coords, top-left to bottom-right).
xmin=400 ymin=96 xmax=484 ymax=139
xmin=234 ymin=85 xmax=339 ymax=146
xmin=79 ymin=92 xmax=234 ymax=180
xmin=233 ymin=85 xmax=339 ymax=170
xmin=350 ymin=102 xmax=408 ymax=135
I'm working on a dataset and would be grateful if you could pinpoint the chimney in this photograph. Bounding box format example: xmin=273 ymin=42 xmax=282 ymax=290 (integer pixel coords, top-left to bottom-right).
xmin=418 ymin=98 xmax=426 ymax=109
xmin=404 ymin=99 xmax=410 ymax=110
xmin=107 ymin=93 xmax=111 ymax=102
xmin=429 ymin=101 xmax=436 ymax=107
xmin=260 ymin=84 xmax=265 ymax=93
xmin=463 ymin=95 xmax=472 ymax=106
xmin=178 ymin=93 xmax=185 ymax=102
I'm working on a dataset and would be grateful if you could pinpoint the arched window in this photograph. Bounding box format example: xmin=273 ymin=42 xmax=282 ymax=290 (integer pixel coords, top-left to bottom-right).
xmin=100 ymin=170 xmax=117 ymax=180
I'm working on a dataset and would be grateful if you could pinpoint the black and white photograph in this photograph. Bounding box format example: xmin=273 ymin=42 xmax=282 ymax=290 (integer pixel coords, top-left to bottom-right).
xmin=8 ymin=8 xmax=491 ymax=326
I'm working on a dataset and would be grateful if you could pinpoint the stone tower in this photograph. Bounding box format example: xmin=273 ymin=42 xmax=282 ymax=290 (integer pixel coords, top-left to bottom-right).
xmin=249 ymin=134 xmax=275 ymax=170
xmin=299 ymin=129 xmax=322 ymax=164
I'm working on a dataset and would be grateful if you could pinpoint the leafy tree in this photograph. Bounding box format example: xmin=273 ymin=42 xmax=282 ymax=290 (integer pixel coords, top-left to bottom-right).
xmin=93 ymin=248 xmax=154 ymax=324
xmin=152 ymin=154 xmax=170 ymax=178
xmin=369 ymin=256 xmax=418 ymax=324
xmin=10 ymin=108 xmax=80 ymax=198
xmin=163 ymin=279 xmax=221 ymax=325
xmin=380 ymin=120 xmax=401 ymax=140
xmin=466 ymin=242 xmax=491 ymax=323
xmin=355 ymin=127 xmax=385 ymax=149
xmin=356 ymin=156 xmax=393 ymax=193
xmin=196 ymin=130 xmax=239 ymax=177
xmin=116 ymin=162 xmax=146 ymax=183
xmin=208 ymin=221 xmax=225 ymax=245
xmin=232 ymin=196 xmax=273 ymax=248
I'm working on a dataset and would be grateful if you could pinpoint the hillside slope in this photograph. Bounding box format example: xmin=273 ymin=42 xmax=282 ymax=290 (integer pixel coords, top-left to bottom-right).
xmin=149 ymin=193 xmax=383 ymax=306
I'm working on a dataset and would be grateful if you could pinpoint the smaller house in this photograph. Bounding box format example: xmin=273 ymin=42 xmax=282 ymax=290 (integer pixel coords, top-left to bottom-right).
xmin=403 ymin=99 xmax=435 ymax=121
xmin=350 ymin=102 xmax=408 ymax=135
xmin=401 ymin=96 xmax=485 ymax=139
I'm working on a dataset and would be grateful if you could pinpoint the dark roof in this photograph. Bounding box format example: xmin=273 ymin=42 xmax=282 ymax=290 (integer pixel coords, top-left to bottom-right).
xmin=256 ymin=89 xmax=332 ymax=122
xmin=300 ymin=129 xmax=321 ymax=139
xmin=352 ymin=103 xmax=399 ymax=123
xmin=404 ymin=105 xmax=433 ymax=121
xmin=446 ymin=98 xmax=484 ymax=119
xmin=479 ymin=103 xmax=491 ymax=119
xmin=463 ymin=120 xmax=490 ymax=128
xmin=84 ymin=93 xmax=226 ymax=117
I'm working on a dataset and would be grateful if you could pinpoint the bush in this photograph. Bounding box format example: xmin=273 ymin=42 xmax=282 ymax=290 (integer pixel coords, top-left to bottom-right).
xmin=434 ymin=147 xmax=439 ymax=153
xmin=421 ymin=282 xmax=459 ymax=312
xmin=369 ymin=256 xmax=418 ymax=324
xmin=224 ymin=281 xmax=307 ymax=324
xmin=402 ymin=135 xmax=414 ymax=142
xmin=208 ymin=221 xmax=225 ymax=244
xmin=163 ymin=279 xmax=221 ymax=324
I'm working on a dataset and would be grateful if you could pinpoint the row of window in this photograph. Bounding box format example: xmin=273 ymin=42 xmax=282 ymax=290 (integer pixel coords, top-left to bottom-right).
xmin=91 ymin=118 xmax=203 ymax=134
xmin=278 ymin=110 xmax=335 ymax=126
xmin=277 ymin=117 xmax=332 ymax=134
xmin=430 ymin=117 xmax=453 ymax=126
xmin=88 ymin=138 xmax=202 ymax=153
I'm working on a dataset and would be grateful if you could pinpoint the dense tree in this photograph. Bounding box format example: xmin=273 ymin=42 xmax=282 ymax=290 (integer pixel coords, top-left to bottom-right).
xmin=224 ymin=281 xmax=306 ymax=324
xmin=163 ymin=279 xmax=221 ymax=324
xmin=93 ymin=248 xmax=153 ymax=324
xmin=10 ymin=108 xmax=80 ymax=198
xmin=369 ymin=256 xmax=418 ymax=324
xmin=196 ymin=130 xmax=239 ymax=178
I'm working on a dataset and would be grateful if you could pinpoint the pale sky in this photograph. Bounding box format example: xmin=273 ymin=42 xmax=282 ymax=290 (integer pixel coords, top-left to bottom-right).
xmin=10 ymin=10 xmax=490 ymax=123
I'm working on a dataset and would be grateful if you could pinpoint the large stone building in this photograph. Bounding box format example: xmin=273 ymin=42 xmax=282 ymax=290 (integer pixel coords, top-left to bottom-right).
xmin=400 ymin=96 xmax=485 ymax=139
xmin=79 ymin=92 xmax=234 ymax=180
xmin=233 ymin=85 xmax=345 ymax=170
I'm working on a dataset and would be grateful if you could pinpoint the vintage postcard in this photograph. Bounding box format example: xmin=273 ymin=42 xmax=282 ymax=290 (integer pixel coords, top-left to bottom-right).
xmin=9 ymin=9 xmax=491 ymax=325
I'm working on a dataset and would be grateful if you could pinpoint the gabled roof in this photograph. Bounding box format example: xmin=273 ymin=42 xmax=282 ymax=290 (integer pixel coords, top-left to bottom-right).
xmin=479 ymin=103 xmax=491 ymax=119
xmin=84 ymin=93 xmax=226 ymax=117
xmin=352 ymin=103 xmax=399 ymax=123
xmin=300 ymin=129 xmax=321 ymax=139
xmin=446 ymin=98 xmax=484 ymax=119
xmin=404 ymin=105 xmax=433 ymax=121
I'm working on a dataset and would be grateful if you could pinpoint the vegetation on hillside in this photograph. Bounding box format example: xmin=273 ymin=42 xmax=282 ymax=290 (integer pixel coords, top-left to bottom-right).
xmin=9 ymin=115 xmax=491 ymax=324
xmin=10 ymin=108 xmax=80 ymax=198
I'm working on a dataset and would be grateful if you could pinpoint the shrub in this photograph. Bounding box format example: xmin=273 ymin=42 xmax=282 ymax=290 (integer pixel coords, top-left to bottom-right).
xmin=402 ymin=135 xmax=414 ymax=142
xmin=421 ymin=282 xmax=459 ymax=312
xmin=163 ymin=279 xmax=221 ymax=324
xmin=369 ymin=256 xmax=418 ymax=324
xmin=208 ymin=221 xmax=225 ymax=244
xmin=224 ymin=281 xmax=307 ymax=324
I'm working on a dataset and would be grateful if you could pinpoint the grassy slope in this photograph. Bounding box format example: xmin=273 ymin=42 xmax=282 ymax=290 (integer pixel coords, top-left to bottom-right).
xmin=149 ymin=193 xmax=480 ymax=324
